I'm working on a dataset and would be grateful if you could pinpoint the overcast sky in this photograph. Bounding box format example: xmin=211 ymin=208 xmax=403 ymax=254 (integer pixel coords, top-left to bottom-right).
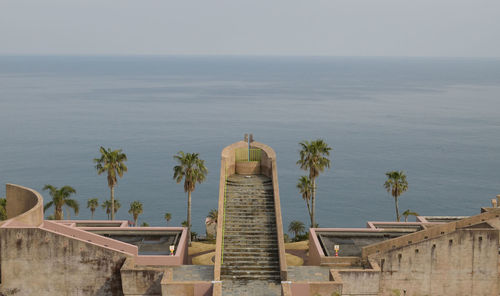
xmin=1 ymin=0 xmax=499 ymax=57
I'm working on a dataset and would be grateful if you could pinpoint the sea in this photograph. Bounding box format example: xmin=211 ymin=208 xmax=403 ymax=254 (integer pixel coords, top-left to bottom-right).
xmin=1 ymin=55 xmax=499 ymax=235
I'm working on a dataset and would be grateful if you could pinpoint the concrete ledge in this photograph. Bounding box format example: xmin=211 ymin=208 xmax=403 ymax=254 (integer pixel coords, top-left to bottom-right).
xmin=160 ymin=275 xmax=213 ymax=296
xmin=235 ymin=161 xmax=260 ymax=174
xmin=4 ymin=184 xmax=44 ymax=227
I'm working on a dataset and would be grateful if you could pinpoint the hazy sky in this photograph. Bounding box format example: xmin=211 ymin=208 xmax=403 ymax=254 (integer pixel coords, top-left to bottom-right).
xmin=1 ymin=0 xmax=499 ymax=57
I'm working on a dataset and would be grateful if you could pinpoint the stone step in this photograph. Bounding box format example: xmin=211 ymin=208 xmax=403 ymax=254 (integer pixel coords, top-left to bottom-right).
xmin=223 ymin=248 xmax=278 ymax=253
xmin=223 ymin=251 xmax=279 ymax=257
xmin=225 ymin=227 xmax=277 ymax=232
xmin=223 ymin=243 xmax=277 ymax=249
xmin=221 ymin=266 xmax=279 ymax=273
xmin=224 ymin=230 xmax=277 ymax=235
xmin=222 ymin=262 xmax=279 ymax=268
xmin=225 ymin=214 xmax=276 ymax=218
xmin=221 ymin=270 xmax=281 ymax=277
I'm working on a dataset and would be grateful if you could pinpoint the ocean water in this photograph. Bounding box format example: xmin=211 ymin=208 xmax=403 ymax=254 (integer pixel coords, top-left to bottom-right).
xmin=0 ymin=56 xmax=499 ymax=234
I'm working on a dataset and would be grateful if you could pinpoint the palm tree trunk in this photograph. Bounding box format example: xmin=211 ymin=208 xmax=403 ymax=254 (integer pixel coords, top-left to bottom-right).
xmin=187 ymin=191 xmax=192 ymax=245
xmin=111 ymin=186 xmax=115 ymax=220
xmin=311 ymin=177 xmax=316 ymax=227
xmin=394 ymin=196 xmax=400 ymax=222
xmin=305 ymin=199 xmax=313 ymax=228
xmin=91 ymin=210 xmax=94 ymax=220
xmin=134 ymin=216 xmax=138 ymax=227
xmin=56 ymin=206 xmax=63 ymax=220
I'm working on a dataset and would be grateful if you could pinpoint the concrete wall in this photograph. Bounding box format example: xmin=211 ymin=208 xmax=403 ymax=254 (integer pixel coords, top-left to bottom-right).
xmin=0 ymin=227 xmax=130 ymax=296
xmin=120 ymin=258 xmax=165 ymax=296
xmin=4 ymin=184 xmax=43 ymax=227
xmin=362 ymin=209 xmax=500 ymax=258
xmin=235 ymin=161 xmax=260 ymax=175
xmin=375 ymin=229 xmax=498 ymax=296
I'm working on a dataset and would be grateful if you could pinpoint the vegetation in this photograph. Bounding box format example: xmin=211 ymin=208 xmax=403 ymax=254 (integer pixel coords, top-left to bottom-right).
xmin=288 ymin=220 xmax=306 ymax=240
xmin=87 ymin=198 xmax=99 ymax=219
xmin=181 ymin=220 xmax=189 ymax=227
xmin=402 ymin=209 xmax=419 ymax=222
xmin=0 ymin=198 xmax=7 ymax=220
xmin=141 ymin=222 xmax=149 ymax=227
xmin=173 ymin=151 xmax=208 ymax=245
xmin=94 ymin=146 xmax=127 ymax=220
xmin=297 ymin=139 xmax=332 ymax=227
xmin=102 ymin=199 xmax=121 ymax=220
xmin=43 ymin=185 xmax=79 ymax=220
xmin=297 ymin=176 xmax=314 ymax=227
xmin=128 ymin=200 xmax=143 ymax=226
xmin=384 ymin=171 xmax=409 ymax=222
xmin=164 ymin=212 xmax=172 ymax=225
xmin=206 ymin=208 xmax=218 ymax=225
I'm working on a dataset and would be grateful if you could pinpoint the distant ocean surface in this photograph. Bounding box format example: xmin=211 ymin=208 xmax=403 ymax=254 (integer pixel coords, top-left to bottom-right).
xmin=1 ymin=56 xmax=500 ymax=234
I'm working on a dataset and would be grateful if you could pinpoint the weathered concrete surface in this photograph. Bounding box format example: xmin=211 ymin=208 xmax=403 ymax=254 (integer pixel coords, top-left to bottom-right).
xmin=120 ymin=258 xmax=165 ymax=296
xmin=5 ymin=184 xmax=43 ymax=227
xmin=375 ymin=229 xmax=498 ymax=296
xmin=235 ymin=161 xmax=260 ymax=175
xmin=0 ymin=227 xmax=129 ymax=296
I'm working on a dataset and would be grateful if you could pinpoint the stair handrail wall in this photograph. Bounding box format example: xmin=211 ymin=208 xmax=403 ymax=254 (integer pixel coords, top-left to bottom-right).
xmin=214 ymin=141 xmax=248 ymax=283
xmin=250 ymin=142 xmax=288 ymax=281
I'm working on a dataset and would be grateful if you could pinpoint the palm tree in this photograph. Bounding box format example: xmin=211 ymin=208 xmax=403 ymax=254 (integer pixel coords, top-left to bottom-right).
xmin=288 ymin=220 xmax=306 ymax=240
xmin=402 ymin=209 xmax=419 ymax=222
xmin=128 ymin=201 xmax=143 ymax=227
xmin=297 ymin=176 xmax=314 ymax=227
xmin=101 ymin=199 xmax=121 ymax=220
xmin=207 ymin=208 xmax=218 ymax=225
xmin=173 ymin=151 xmax=208 ymax=245
xmin=87 ymin=198 xmax=99 ymax=219
xmin=164 ymin=212 xmax=172 ymax=225
xmin=43 ymin=185 xmax=79 ymax=220
xmin=297 ymin=139 xmax=332 ymax=227
xmin=181 ymin=220 xmax=189 ymax=227
xmin=94 ymin=147 xmax=127 ymax=220
xmin=384 ymin=171 xmax=409 ymax=222
xmin=0 ymin=198 xmax=7 ymax=221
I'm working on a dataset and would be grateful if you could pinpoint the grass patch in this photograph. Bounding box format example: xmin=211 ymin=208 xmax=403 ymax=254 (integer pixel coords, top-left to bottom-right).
xmin=285 ymin=240 xmax=309 ymax=250
xmin=188 ymin=242 xmax=216 ymax=256
xmin=286 ymin=253 xmax=304 ymax=266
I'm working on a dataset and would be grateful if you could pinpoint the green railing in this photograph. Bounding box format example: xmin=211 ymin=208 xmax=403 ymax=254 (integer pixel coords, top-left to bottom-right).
xmin=235 ymin=148 xmax=262 ymax=162
xmin=221 ymin=166 xmax=228 ymax=264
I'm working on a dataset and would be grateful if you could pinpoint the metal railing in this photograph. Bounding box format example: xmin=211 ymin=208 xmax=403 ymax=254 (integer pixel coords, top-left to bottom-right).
xmin=235 ymin=148 xmax=261 ymax=162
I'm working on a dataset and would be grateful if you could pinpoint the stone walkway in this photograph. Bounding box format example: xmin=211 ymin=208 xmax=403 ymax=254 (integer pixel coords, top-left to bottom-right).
xmin=171 ymin=265 xmax=214 ymax=281
xmin=222 ymin=280 xmax=281 ymax=296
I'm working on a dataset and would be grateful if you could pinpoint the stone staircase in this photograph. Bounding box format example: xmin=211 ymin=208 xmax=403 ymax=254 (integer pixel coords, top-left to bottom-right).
xmin=221 ymin=174 xmax=281 ymax=294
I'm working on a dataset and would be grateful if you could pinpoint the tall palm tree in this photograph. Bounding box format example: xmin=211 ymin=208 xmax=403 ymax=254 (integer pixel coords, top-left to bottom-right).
xmin=173 ymin=151 xmax=208 ymax=245
xmin=43 ymin=185 xmax=79 ymax=220
xmin=384 ymin=171 xmax=409 ymax=222
xmin=164 ymin=212 xmax=172 ymax=225
xmin=207 ymin=208 xmax=218 ymax=225
xmin=101 ymin=199 xmax=121 ymax=220
xmin=128 ymin=201 xmax=143 ymax=227
xmin=297 ymin=175 xmax=314 ymax=227
xmin=297 ymin=139 xmax=332 ymax=228
xmin=288 ymin=220 xmax=305 ymax=240
xmin=87 ymin=198 xmax=99 ymax=219
xmin=402 ymin=209 xmax=419 ymax=222
xmin=94 ymin=146 xmax=127 ymax=220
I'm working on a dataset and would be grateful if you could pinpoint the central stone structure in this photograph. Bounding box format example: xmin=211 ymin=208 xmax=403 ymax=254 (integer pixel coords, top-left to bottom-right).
xmin=213 ymin=137 xmax=287 ymax=296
